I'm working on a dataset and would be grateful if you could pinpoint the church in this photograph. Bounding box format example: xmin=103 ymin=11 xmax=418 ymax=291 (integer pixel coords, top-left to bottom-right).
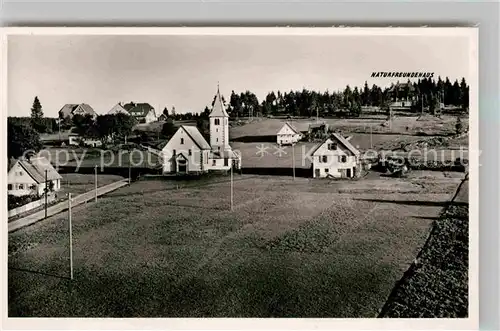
xmin=161 ymin=86 xmax=242 ymax=175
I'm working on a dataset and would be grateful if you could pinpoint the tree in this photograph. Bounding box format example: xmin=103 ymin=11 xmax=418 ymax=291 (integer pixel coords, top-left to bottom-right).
xmin=95 ymin=115 xmax=116 ymax=145
xmin=115 ymin=113 xmax=136 ymax=142
xmin=161 ymin=119 xmax=176 ymax=138
xmin=30 ymin=96 xmax=46 ymax=133
xmin=162 ymin=107 xmax=169 ymax=117
xmin=8 ymin=119 xmax=43 ymax=159
xmin=72 ymin=114 xmax=96 ymax=137
xmin=455 ymin=116 xmax=463 ymax=135
xmin=196 ymin=117 xmax=210 ymax=138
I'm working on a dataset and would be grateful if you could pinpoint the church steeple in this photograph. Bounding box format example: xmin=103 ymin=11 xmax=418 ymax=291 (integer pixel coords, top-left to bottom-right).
xmin=210 ymin=83 xmax=229 ymax=118
xmin=209 ymin=83 xmax=230 ymax=151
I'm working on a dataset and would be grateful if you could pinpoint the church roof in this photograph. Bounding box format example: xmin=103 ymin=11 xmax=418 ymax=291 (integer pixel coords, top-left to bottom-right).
xmin=181 ymin=125 xmax=211 ymax=150
xmin=209 ymin=85 xmax=229 ymax=118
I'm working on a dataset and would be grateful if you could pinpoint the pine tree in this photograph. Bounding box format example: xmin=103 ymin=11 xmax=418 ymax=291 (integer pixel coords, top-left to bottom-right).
xmin=30 ymin=96 xmax=45 ymax=133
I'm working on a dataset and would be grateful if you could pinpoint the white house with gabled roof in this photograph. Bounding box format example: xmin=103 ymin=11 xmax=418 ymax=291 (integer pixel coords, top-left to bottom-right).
xmin=310 ymin=133 xmax=361 ymax=178
xmin=8 ymin=157 xmax=62 ymax=197
xmin=277 ymin=122 xmax=303 ymax=145
xmin=161 ymin=85 xmax=241 ymax=175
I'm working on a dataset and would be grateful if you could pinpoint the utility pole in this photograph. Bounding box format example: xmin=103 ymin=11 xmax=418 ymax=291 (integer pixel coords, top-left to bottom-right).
xmin=44 ymin=169 xmax=48 ymax=219
xmin=370 ymin=124 xmax=373 ymax=149
xmin=94 ymin=165 xmax=98 ymax=202
xmin=68 ymin=193 xmax=74 ymax=280
xmin=128 ymin=163 xmax=131 ymax=185
xmin=230 ymin=161 xmax=233 ymax=211
xmin=292 ymin=143 xmax=296 ymax=180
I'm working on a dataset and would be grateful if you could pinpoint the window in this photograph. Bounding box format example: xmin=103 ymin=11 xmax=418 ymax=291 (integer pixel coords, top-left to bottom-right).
xmin=216 ymin=128 xmax=219 ymax=132
xmin=328 ymin=143 xmax=337 ymax=150
xmin=180 ymin=138 xmax=184 ymax=145
xmin=215 ymin=119 xmax=220 ymax=125
xmin=7 ymin=184 xmax=12 ymax=190
xmin=322 ymin=155 xmax=328 ymax=163
xmin=19 ymin=184 xmax=24 ymax=189
xmin=212 ymin=159 xmax=216 ymax=166
xmin=216 ymin=138 xmax=219 ymax=143
xmin=188 ymin=149 xmax=192 ymax=156
xmin=341 ymin=155 xmax=347 ymax=163
xmin=18 ymin=171 xmax=23 ymax=176
xmin=224 ymin=158 xmax=228 ymax=166
xmin=173 ymin=149 xmax=176 ymax=155
xmin=325 ymin=168 xmax=329 ymax=173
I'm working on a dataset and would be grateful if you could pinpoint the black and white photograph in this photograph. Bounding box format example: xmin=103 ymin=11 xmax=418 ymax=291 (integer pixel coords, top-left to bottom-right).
xmin=2 ymin=27 xmax=478 ymax=328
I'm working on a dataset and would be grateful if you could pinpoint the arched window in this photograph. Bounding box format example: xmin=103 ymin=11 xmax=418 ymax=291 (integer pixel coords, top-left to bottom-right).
xmin=180 ymin=138 xmax=184 ymax=144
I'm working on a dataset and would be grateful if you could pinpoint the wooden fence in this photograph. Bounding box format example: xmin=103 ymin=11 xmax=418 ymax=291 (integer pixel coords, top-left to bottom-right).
xmin=8 ymin=195 xmax=56 ymax=218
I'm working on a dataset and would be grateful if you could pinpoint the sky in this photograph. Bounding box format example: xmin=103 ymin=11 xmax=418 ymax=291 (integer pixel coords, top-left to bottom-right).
xmin=8 ymin=34 xmax=471 ymax=117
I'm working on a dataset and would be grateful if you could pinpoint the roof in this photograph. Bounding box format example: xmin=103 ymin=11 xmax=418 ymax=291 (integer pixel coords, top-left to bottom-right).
xmin=309 ymin=122 xmax=328 ymax=130
xmin=123 ymin=102 xmax=156 ymax=118
xmin=388 ymin=82 xmax=415 ymax=92
xmin=278 ymin=122 xmax=300 ymax=135
xmin=14 ymin=157 xmax=62 ymax=184
xmin=209 ymin=86 xmax=229 ymax=118
xmin=210 ymin=149 xmax=240 ymax=159
xmin=59 ymin=103 xmax=96 ymax=118
xmin=181 ymin=125 xmax=211 ymax=150
xmin=59 ymin=104 xmax=78 ymax=118
xmin=108 ymin=103 xmax=129 ymax=115
xmin=310 ymin=133 xmax=360 ymax=157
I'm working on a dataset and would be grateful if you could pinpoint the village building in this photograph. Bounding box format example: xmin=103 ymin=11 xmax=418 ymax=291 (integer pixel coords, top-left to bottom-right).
xmin=59 ymin=103 xmax=97 ymax=121
xmin=161 ymin=86 xmax=241 ymax=175
xmin=277 ymin=122 xmax=302 ymax=145
xmin=388 ymin=82 xmax=416 ymax=108
xmin=307 ymin=122 xmax=330 ymax=141
xmin=7 ymin=157 xmax=62 ymax=197
xmin=107 ymin=102 xmax=130 ymax=115
xmin=157 ymin=113 xmax=168 ymax=121
xmin=310 ymin=133 xmax=360 ymax=179
xmin=123 ymin=102 xmax=157 ymax=123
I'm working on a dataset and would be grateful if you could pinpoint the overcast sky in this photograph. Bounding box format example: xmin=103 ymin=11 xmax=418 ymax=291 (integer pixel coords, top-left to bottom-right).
xmin=8 ymin=34 xmax=471 ymax=117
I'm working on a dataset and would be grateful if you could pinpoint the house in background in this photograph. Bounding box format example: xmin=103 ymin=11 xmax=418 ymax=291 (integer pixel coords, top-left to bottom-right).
xmin=158 ymin=113 xmax=168 ymax=121
xmin=277 ymin=122 xmax=302 ymax=145
xmin=59 ymin=103 xmax=97 ymax=121
xmin=310 ymin=133 xmax=360 ymax=179
xmin=308 ymin=122 xmax=330 ymax=141
xmin=8 ymin=157 xmax=62 ymax=197
xmin=161 ymin=85 xmax=241 ymax=175
xmin=107 ymin=102 xmax=130 ymax=115
xmin=123 ymin=102 xmax=157 ymax=123
xmin=388 ymin=82 xmax=416 ymax=109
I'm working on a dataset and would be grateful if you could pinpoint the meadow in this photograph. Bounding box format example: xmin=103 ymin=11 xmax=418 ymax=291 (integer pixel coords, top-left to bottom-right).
xmin=8 ymin=171 xmax=465 ymax=317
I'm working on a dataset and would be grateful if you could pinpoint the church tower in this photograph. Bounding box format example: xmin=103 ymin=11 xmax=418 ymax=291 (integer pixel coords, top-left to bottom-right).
xmin=209 ymin=84 xmax=230 ymax=152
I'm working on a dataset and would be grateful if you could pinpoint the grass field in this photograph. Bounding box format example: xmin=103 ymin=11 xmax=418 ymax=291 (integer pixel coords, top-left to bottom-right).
xmin=59 ymin=173 xmax=125 ymax=196
xmin=229 ymin=115 xmax=463 ymax=139
xmin=8 ymin=171 xmax=464 ymax=317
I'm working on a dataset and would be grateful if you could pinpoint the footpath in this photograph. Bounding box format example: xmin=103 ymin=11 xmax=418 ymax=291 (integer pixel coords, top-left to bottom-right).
xmin=8 ymin=179 xmax=129 ymax=233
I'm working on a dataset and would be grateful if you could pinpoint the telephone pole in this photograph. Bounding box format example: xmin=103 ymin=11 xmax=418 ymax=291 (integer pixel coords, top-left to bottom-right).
xmin=68 ymin=193 xmax=74 ymax=280
xmin=230 ymin=161 xmax=234 ymax=211
xmin=44 ymin=169 xmax=48 ymax=219
xmin=292 ymin=143 xmax=296 ymax=180
xmin=94 ymin=165 xmax=98 ymax=202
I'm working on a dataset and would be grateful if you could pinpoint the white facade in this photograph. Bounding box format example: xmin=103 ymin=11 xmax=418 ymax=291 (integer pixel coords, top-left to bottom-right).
xmin=210 ymin=117 xmax=229 ymax=151
xmin=160 ymin=86 xmax=241 ymax=175
xmin=277 ymin=122 xmax=302 ymax=145
xmin=161 ymin=126 xmax=211 ymax=174
xmin=7 ymin=161 xmax=61 ymax=197
xmin=68 ymin=135 xmax=103 ymax=147
xmin=311 ymin=137 xmax=359 ymax=178
xmin=144 ymin=110 xmax=157 ymax=124
xmin=108 ymin=103 xmax=130 ymax=115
